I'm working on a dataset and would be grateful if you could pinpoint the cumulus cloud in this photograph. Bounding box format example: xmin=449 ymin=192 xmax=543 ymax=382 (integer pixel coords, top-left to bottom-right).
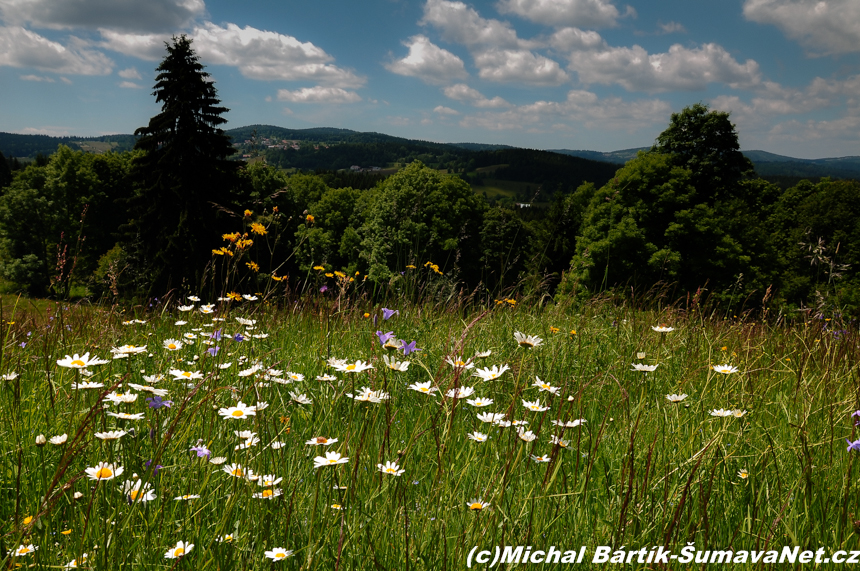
xmin=474 ymin=48 xmax=569 ymax=85
xmin=743 ymin=0 xmax=860 ymax=55
xmin=118 ymin=80 xmax=142 ymax=88
xmin=118 ymin=66 xmax=141 ymax=79
xmin=421 ymin=0 xmax=533 ymax=49
xmin=458 ymin=89 xmax=670 ymax=132
xmin=384 ymin=35 xmax=468 ymax=84
xmin=442 ymin=83 xmax=511 ymax=108
xmin=100 ymin=23 xmax=365 ymax=87
xmin=419 ymin=0 xmax=568 ymax=85
xmin=20 ymin=126 xmax=72 ymax=136
xmin=0 ymin=0 xmax=204 ymax=34
xmin=0 ymin=26 xmax=113 ymax=75
xmin=496 ymin=0 xmax=625 ymax=29
xmin=277 ymin=86 xmax=361 ymax=104
xmin=551 ymin=28 xmax=761 ymax=92
xmin=433 ymin=105 xmax=459 ymax=115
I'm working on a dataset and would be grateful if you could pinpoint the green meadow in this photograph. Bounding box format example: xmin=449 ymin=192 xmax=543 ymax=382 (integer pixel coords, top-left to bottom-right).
xmin=1 ymin=292 xmax=858 ymax=568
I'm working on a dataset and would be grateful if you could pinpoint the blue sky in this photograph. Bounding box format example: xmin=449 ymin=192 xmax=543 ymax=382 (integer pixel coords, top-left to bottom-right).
xmin=1 ymin=0 xmax=858 ymax=158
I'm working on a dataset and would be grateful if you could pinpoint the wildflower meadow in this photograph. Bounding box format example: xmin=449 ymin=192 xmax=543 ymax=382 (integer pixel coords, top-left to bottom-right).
xmin=1 ymin=287 xmax=859 ymax=569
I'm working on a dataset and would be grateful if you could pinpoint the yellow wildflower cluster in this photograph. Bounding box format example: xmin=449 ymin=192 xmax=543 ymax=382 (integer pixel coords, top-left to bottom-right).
xmin=227 ymin=292 xmax=242 ymax=301
xmin=247 ymin=261 xmax=260 ymax=272
xmin=549 ymin=326 xmax=560 ymax=334
xmin=250 ymin=222 xmax=267 ymax=236
xmin=424 ymin=261 xmax=443 ymax=275
xmin=223 ymin=232 xmax=240 ymax=243
xmin=313 ymin=265 xmax=325 ymax=271
xmin=212 ymin=247 xmax=233 ymax=257
xmin=495 ymin=298 xmax=517 ymax=306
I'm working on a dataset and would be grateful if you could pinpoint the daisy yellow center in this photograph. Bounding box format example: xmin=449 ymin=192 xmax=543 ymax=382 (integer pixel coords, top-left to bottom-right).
xmin=469 ymin=503 xmax=483 ymax=510
xmin=16 ymin=547 xmax=29 ymax=555
xmin=332 ymin=504 xmax=341 ymax=509
xmin=71 ymin=360 xmax=86 ymax=366
xmin=232 ymin=468 xmax=243 ymax=476
xmin=346 ymin=364 xmax=356 ymax=371
xmin=264 ymin=480 xmax=273 ymax=486
xmin=95 ymin=467 xmax=113 ymax=479
xmin=316 ymin=437 xmax=327 ymax=443
xmin=541 ymin=384 xmax=550 ymax=389
xmin=262 ymin=489 xmax=274 ymax=497
xmin=173 ymin=547 xmax=184 ymax=557
xmin=328 ymin=458 xmax=338 ymax=463
xmin=182 ymin=372 xmax=192 ymax=377
xmin=231 ymin=410 xmax=244 ymax=417
xmin=168 ymin=344 xmax=177 ymax=350
xmin=130 ymin=490 xmax=141 ymax=500
xmin=275 ymin=553 xmax=286 ymax=559
xmin=456 ymin=361 xmax=465 ymax=366
xmin=385 ymin=468 xmax=395 ymax=473
xmin=419 ymin=388 xmax=429 ymax=392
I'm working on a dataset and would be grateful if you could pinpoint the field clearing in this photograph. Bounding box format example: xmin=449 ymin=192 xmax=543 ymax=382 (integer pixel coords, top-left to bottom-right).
xmin=1 ymin=296 xmax=859 ymax=568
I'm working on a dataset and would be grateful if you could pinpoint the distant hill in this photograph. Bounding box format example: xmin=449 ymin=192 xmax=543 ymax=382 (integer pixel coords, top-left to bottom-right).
xmin=3 ymin=127 xmax=857 ymax=184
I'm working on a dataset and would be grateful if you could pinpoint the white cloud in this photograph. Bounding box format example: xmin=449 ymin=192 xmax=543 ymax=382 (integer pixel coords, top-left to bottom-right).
xmin=657 ymin=21 xmax=686 ymax=34
xmin=118 ymin=80 xmax=142 ymax=88
xmin=100 ymin=23 xmax=365 ymax=88
xmin=458 ymin=89 xmax=670 ymax=132
xmin=551 ymin=28 xmax=761 ymax=92
xmin=442 ymin=83 xmax=511 ymax=108
xmin=385 ymin=35 xmax=468 ymax=84
xmin=0 ymin=26 xmax=113 ymax=75
xmin=496 ymin=0 xmax=624 ymax=29
xmin=60 ymin=76 xmax=72 ymax=84
xmin=421 ymin=0 xmax=533 ymax=49
xmin=118 ymin=66 xmax=141 ymax=79
xmin=277 ymin=86 xmax=361 ymax=104
xmin=743 ymin=0 xmax=860 ymax=55
xmin=20 ymin=74 xmax=55 ymax=82
xmin=474 ymin=49 xmax=569 ymax=85
xmin=0 ymin=0 xmax=205 ymax=33
xmin=419 ymin=0 xmax=568 ymax=85
xmin=20 ymin=126 xmax=72 ymax=136
xmin=433 ymin=105 xmax=460 ymax=115
xmin=765 ymin=113 xmax=860 ymax=151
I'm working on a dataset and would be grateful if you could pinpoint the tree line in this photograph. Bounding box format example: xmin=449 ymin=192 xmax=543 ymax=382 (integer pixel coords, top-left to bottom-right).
xmin=1 ymin=36 xmax=858 ymax=315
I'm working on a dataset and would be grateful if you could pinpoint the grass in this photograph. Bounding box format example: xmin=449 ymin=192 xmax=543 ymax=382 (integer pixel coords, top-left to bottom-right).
xmin=1 ymin=294 xmax=859 ymax=568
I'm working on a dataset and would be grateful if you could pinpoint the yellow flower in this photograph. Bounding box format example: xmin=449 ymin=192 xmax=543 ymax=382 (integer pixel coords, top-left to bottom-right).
xmin=212 ymin=249 xmax=224 ymax=256
xmin=23 ymin=516 xmax=33 ymax=525
xmin=61 ymin=529 xmax=72 ymax=535
xmin=549 ymin=326 xmax=559 ymax=334
xmin=272 ymin=206 xmax=279 ymax=213
xmin=250 ymin=222 xmax=267 ymax=235
xmin=227 ymin=292 xmax=242 ymax=301
xmin=244 ymin=209 xmax=253 ymax=217
xmin=247 ymin=261 xmax=260 ymax=272
xmin=363 ymin=312 xmax=370 ymax=318
xmin=570 ymin=329 xmax=577 ymax=336
xmin=505 ymin=298 xmax=516 ymax=306
xmin=334 ymin=271 xmax=346 ymax=278
xmin=313 ymin=265 xmax=325 ymax=271
xmin=223 ymin=232 xmax=239 ymax=242
xmin=306 ymin=214 xmax=315 ymax=223
xmin=236 ymin=239 xmax=254 ymax=249
xmin=325 ymin=272 xmax=334 ymax=278
xmin=271 ymin=275 xmax=284 ymax=282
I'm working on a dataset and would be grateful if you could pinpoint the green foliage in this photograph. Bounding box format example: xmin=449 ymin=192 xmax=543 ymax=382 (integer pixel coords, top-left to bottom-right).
xmin=126 ymin=35 xmax=238 ymax=296
xmin=359 ymin=161 xmax=487 ymax=282
xmin=0 ymin=147 xmax=136 ymax=296
xmin=0 ymin=150 xmax=12 ymax=189
xmin=479 ymin=207 xmax=529 ymax=292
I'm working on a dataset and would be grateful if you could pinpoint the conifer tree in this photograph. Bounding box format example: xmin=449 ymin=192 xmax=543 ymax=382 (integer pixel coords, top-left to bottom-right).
xmin=127 ymin=35 xmax=237 ymax=295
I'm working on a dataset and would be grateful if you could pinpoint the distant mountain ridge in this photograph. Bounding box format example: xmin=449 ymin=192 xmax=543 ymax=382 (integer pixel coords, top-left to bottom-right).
xmin=1 ymin=127 xmax=857 ymax=182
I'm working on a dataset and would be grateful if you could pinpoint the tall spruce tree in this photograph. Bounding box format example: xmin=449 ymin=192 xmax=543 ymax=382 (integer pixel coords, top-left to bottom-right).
xmin=127 ymin=35 xmax=237 ymax=295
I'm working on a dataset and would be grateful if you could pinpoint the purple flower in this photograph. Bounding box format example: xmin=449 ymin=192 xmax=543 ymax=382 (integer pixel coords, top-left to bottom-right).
xmin=320 ymin=285 xmax=328 ymax=293
xmin=382 ymin=308 xmax=399 ymax=320
xmin=19 ymin=342 xmax=26 ymax=348
xmin=233 ymin=333 xmax=244 ymax=342
xmin=847 ymin=438 xmax=860 ymax=452
xmin=376 ymin=331 xmax=395 ymax=345
xmin=399 ymin=340 xmax=420 ymax=356
xmin=207 ymin=346 xmax=220 ymax=357
xmin=147 ymin=396 xmax=173 ymax=409
xmin=853 ymin=410 xmax=860 ymax=426
xmin=190 ymin=444 xmax=211 ymax=458
xmin=144 ymin=459 xmax=163 ymax=475
xmin=210 ymin=329 xmax=222 ymax=341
